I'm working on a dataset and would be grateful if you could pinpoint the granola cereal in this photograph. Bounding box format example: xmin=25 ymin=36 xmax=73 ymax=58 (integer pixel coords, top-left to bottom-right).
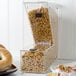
xmin=21 ymin=49 xmax=45 ymax=72
xmin=28 ymin=7 xmax=53 ymax=45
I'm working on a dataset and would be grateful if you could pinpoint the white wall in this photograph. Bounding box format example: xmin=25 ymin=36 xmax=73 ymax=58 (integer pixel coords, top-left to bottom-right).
xmin=0 ymin=0 xmax=9 ymax=48
xmin=0 ymin=0 xmax=76 ymax=60
xmin=9 ymin=0 xmax=23 ymax=60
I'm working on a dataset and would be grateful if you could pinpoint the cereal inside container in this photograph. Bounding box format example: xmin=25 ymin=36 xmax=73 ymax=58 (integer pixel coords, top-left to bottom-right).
xmin=21 ymin=2 xmax=58 ymax=73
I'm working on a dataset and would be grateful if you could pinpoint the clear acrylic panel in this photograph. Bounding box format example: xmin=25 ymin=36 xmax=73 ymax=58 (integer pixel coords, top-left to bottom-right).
xmin=21 ymin=2 xmax=58 ymax=73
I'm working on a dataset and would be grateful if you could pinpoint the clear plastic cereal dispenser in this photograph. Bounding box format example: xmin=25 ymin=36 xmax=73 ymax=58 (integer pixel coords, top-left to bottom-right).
xmin=21 ymin=2 xmax=58 ymax=73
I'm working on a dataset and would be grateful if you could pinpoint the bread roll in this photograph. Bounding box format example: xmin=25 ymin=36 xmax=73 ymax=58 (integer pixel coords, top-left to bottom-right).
xmin=0 ymin=48 xmax=12 ymax=71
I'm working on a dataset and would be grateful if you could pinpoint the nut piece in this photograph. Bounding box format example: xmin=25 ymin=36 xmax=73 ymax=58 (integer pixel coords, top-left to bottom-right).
xmin=58 ymin=64 xmax=72 ymax=73
xmin=58 ymin=64 xmax=65 ymax=71
xmin=64 ymin=66 xmax=72 ymax=72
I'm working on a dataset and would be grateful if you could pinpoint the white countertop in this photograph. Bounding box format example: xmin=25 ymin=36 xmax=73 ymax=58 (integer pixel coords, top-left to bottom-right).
xmin=7 ymin=59 xmax=76 ymax=76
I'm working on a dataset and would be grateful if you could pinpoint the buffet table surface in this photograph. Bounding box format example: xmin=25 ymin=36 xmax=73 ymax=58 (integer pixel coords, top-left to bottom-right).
xmin=7 ymin=59 xmax=76 ymax=76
